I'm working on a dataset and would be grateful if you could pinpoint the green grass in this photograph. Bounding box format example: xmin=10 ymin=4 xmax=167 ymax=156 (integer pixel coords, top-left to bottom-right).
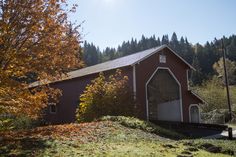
xmin=0 ymin=116 xmax=235 ymax=157
xmin=191 ymin=139 xmax=236 ymax=155
xmin=100 ymin=116 xmax=185 ymax=139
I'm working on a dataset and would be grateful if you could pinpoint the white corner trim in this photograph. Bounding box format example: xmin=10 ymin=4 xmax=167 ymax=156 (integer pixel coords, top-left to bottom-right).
xmin=132 ymin=64 xmax=137 ymax=100
xmin=186 ymin=69 xmax=189 ymax=90
xmin=145 ymin=67 xmax=183 ymax=122
xmin=189 ymin=104 xmax=201 ymax=123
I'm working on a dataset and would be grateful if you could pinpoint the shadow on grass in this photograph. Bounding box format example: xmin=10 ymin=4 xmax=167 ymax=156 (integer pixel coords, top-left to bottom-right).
xmin=0 ymin=137 xmax=50 ymax=156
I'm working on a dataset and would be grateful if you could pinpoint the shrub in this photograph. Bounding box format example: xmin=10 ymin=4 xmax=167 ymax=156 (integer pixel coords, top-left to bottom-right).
xmin=193 ymin=76 xmax=236 ymax=113
xmin=76 ymin=70 xmax=135 ymax=122
xmin=0 ymin=115 xmax=36 ymax=131
xmin=0 ymin=118 xmax=14 ymax=131
xmin=12 ymin=116 xmax=36 ymax=130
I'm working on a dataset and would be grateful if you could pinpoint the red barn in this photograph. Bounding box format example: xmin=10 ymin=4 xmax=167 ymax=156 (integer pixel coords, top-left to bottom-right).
xmin=31 ymin=45 xmax=204 ymax=124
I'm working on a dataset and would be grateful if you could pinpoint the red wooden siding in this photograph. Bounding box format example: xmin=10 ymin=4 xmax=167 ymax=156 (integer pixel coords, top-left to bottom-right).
xmin=45 ymin=66 xmax=133 ymax=124
xmin=135 ymin=47 xmax=200 ymax=122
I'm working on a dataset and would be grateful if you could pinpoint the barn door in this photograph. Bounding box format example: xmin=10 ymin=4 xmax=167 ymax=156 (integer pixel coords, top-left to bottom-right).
xmin=147 ymin=68 xmax=182 ymax=122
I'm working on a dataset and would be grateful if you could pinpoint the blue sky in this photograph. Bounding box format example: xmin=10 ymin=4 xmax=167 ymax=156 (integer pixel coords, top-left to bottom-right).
xmin=69 ymin=0 xmax=236 ymax=50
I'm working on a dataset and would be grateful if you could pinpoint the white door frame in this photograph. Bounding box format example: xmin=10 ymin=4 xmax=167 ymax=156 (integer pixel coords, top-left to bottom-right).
xmin=145 ymin=67 xmax=183 ymax=122
xmin=189 ymin=104 xmax=200 ymax=123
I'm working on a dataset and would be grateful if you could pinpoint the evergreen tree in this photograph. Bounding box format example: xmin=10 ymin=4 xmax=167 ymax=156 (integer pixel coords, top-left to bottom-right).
xmin=184 ymin=38 xmax=195 ymax=64
xmin=161 ymin=35 xmax=169 ymax=45
xmin=130 ymin=38 xmax=138 ymax=54
xmin=170 ymin=32 xmax=180 ymax=52
xmin=202 ymin=42 xmax=218 ymax=76
xmin=194 ymin=43 xmax=208 ymax=81
xmin=191 ymin=56 xmax=203 ymax=85
xmin=82 ymin=42 xmax=100 ymax=66
xmin=156 ymin=37 xmax=161 ymax=46
xmin=102 ymin=47 xmax=117 ymax=62
xmin=227 ymin=35 xmax=236 ymax=61
xmin=139 ymin=35 xmax=148 ymax=50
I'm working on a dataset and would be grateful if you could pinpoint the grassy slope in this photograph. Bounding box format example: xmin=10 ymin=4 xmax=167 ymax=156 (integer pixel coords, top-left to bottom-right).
xmin=0 ymin=116 xmax=235 ymax=157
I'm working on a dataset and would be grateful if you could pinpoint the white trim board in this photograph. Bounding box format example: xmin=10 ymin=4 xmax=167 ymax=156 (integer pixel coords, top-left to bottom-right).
xmin=132 ymin=65 xmax=137 ymax=100
xmin=145 ymin=67 xmax=183 ymax=122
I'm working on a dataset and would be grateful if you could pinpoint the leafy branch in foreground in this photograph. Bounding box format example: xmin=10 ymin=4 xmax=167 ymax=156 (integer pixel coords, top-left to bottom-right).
xmin=0 ymin=0 xmax=82 ymax=119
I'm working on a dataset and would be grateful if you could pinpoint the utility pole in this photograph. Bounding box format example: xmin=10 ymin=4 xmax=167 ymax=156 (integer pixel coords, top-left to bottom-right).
xmin=222 ymin=38 xmax=232 ymax=121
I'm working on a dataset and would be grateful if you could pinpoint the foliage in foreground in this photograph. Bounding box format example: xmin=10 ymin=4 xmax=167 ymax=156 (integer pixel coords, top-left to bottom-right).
xmin=0 ymin=0 xmax=82 ymax=119
xmin=0 ymin=118 xmax=234 ymax=157
xmin=100 ymin=116 xmax=185 ymax=139
xmin=0 ymin=116 xmax=38 ymax=131
xmin=76 ymin=70 xmax=135 ymax=122
xmin=194 ymin=77 xmax=236 ymax=114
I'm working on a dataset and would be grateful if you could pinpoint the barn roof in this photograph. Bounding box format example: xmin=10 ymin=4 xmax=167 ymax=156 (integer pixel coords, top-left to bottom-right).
xmin=68 ymin=45 xmax=165 ymax=78
xmin=29 ymin=45 xmax=194 ymax=87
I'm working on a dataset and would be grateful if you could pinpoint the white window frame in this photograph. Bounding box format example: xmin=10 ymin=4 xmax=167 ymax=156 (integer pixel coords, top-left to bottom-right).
xmin=159 ymin=54 xmax=166 ymax=63
xmin=49 ymin=103 xmax=57 ymax=114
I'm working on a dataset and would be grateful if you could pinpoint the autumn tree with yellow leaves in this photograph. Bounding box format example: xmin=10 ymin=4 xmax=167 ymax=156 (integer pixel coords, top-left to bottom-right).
xmin=0 ymin=0 xmax=82 ymax=119
xmin=76 ymin=70 xmax=135 ymax=122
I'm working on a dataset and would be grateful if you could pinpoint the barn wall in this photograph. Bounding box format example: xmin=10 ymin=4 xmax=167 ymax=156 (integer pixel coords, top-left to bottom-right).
xmin=135 ymin=47 xmax=192 ymax=122
xmin=43 ymin=47 xmax=203 ymax=124
xmin=44 ymin=66 xmax=133 ymax=124
xmin=185 ymin=92 xmax=203 ymax=122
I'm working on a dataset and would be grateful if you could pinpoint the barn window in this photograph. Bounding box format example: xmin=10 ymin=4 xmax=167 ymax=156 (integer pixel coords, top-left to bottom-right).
xmin=49 ymin=103 xmax=57 ymax=114
xmin=159 ymin=54 xmax=166 ymax=63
